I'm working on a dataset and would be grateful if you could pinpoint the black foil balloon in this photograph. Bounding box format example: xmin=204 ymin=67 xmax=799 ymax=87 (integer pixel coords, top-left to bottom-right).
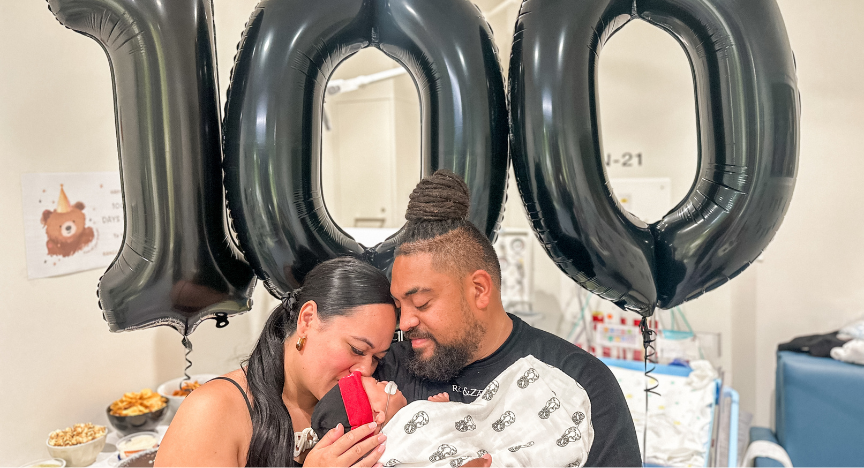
xmin=510 ymin=0 xmax=658 ymax=315
xmin=509 ymin=0 xmax=799 ymax=315
xmin=48 ymin=0 xmax=256 ymax=335
xmin=223 ymin=0 xmax=508 ymax=296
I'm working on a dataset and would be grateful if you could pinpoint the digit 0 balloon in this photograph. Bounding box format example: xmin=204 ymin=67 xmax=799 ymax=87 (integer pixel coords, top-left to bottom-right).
xmin=222 ymin=0 xmax=509 ymax=296
xmin=510 ymin=0 xmax=799 ymax=315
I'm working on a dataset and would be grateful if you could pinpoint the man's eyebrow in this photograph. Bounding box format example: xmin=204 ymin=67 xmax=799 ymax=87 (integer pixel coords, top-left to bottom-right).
xmin=402 ymin=287 xmax=431 ymax=298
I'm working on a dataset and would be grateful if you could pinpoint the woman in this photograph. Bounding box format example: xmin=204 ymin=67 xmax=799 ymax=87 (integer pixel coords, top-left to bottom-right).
xmin=156 ymin=257 xmax=397 ymax=467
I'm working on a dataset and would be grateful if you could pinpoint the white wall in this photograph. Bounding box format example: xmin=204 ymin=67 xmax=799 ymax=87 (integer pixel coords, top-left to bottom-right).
xmin=749 ymin=0 xmax=864 ymax=426
xmin=322 ymin=50 xmax=420 ymax=230
xmin=2 ymin=0 xmax=862 ymax=463
xmin=0 ymin=1 xmax=273 ymax=464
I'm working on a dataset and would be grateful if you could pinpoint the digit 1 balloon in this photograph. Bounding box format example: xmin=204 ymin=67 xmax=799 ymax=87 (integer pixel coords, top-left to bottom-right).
xmin=48 ymin=0 xmax=256 ymax=335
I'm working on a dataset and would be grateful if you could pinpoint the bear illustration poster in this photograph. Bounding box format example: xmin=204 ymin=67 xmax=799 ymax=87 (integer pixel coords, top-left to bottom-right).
xmin=21 ymin=172 xmax=124 ymax=279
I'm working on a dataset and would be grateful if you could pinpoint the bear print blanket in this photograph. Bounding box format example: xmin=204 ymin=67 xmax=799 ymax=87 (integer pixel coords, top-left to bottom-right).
xmin=378 ymin=355 xmax=594 ymax=467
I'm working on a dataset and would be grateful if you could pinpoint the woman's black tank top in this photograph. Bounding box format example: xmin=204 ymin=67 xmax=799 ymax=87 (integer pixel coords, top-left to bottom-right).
xmin=211 ymin=376 xmax=253 ymax=417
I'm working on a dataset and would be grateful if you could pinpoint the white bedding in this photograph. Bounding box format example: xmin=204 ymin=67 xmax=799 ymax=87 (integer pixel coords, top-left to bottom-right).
xmin=608 ymin=361 xmax=717 ymax=467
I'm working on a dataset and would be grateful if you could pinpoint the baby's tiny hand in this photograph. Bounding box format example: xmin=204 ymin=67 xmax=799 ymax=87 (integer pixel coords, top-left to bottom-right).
xmin=427 ymin=392 xmax=450 ymax=402
xmin=462 ymin=454 xmax=492 ymax=467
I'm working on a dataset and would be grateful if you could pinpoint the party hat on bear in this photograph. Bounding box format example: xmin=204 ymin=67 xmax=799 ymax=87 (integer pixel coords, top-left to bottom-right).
xmin=56 ymin=184 xmax=71 ymax=213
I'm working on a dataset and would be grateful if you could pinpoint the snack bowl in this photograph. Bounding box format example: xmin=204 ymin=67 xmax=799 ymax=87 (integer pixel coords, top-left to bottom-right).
xmin=46 ymin=433 xmax=106 ymax=467
xmin=156 ymin=374 xmax=219 ymax=422
xmin=116 ymin=432 xmax=160 ymax=460
xmin=106 ymin=404 xmax=167 ymax=436
xmin=117 ymin=448 xmax=158 ymax=467
xmin=21 ymin=457 xmax=66 ymax=468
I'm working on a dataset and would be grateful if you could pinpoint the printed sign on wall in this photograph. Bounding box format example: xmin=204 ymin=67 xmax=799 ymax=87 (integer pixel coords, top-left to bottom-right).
xmin=21 ymin=172 xmax=124 ymax=279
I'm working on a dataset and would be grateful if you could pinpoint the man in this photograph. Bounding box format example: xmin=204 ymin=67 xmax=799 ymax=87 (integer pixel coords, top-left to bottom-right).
xmin=374 ymin=170 xmax=642 ymax=466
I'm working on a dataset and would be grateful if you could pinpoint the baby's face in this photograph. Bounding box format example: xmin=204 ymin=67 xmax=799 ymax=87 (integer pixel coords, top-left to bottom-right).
xmin=361 ymin=376 xmax=407 ymax=426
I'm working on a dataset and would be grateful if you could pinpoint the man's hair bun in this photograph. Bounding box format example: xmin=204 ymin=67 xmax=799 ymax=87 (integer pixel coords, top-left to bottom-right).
xmin=405 ymin=169 xmax=470 ymax=222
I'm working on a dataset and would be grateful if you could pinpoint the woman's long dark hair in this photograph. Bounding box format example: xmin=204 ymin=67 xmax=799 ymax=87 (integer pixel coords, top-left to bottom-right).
xmin=242 ymin=257 xmax=395 ymax=467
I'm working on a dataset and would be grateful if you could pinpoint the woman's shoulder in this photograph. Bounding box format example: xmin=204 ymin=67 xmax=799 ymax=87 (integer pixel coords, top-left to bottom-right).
xmin=155 ymin=369 xmax=252 ymax=466
xmin=182 ymin=370 xmax=252 ymax=418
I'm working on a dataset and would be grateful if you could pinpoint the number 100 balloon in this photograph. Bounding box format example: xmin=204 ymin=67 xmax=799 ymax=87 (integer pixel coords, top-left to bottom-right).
xmin=47 ymin=0 xmax=798 ymax=331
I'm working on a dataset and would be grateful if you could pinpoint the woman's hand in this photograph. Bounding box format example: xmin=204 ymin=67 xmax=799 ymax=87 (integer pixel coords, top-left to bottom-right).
xmin=303 ymin=422 xmax=387 ymax=467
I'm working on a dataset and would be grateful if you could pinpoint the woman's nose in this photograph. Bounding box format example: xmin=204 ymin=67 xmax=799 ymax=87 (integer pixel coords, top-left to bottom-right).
xmin=350 ymin=356 xmax=375 ymax=376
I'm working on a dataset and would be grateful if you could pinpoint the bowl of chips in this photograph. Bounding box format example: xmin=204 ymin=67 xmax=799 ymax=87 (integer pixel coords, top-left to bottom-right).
xmin=45 ymin=423 xmax=107 ymax=467
xmin=106 ymin=389 xmax=168 ymax=436
xmin=156 ymin=374 xmax=218 ymax=423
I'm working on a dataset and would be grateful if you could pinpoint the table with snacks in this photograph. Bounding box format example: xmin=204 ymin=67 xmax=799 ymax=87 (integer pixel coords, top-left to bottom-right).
xmin=31 ymin=375 xmax=217 ymax=468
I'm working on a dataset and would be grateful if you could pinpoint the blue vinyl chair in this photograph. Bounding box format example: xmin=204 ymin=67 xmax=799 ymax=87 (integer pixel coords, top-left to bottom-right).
xmin=748 ymin=351 xmax=864 ymax=467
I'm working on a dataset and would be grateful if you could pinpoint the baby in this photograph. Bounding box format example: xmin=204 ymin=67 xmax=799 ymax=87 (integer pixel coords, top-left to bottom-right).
xmin=311 ymin=370 xmax=410 ymax=435
xmin=311 ymin=355 xmax=593 ymax=467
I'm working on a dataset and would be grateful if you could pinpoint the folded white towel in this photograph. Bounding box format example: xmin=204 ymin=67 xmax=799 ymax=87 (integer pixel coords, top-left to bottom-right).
xmin=830 ymin=339 xmax=864 ymax=365
xmin=838 ymin=319 xmax=864 ymax=340
xmin=742 ymin=440 xmax=793 ymax=467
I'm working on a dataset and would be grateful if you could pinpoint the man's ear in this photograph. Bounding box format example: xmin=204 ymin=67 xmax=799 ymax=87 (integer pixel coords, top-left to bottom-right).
xmin=295 ymin=300 xmax=319 ymax=336
xmin=467 ymin=269 xmax=493 ymax=310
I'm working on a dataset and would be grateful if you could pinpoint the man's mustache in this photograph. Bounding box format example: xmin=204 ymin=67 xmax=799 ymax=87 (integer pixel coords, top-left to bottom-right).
xmin=403 ymin=328 xmax=437 ymax=342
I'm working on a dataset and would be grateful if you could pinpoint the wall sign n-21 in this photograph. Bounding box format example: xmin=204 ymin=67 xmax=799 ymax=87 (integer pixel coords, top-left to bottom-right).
xmin=605 ymin=153 xmax=643 ymax=167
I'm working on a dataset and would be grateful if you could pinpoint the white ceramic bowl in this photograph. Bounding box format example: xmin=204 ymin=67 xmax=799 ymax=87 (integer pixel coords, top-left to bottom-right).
xmin=21 ymin=458 xmax=66 ymax=468
xmin=115 ymin=431 xmax=160 ymax=460
xmin=46 ymin=433 xmax=106 ymax=467
xmin=156 ymin=374 xmax=219 ymax=423
xmin=117 ymin=448 xmax=158 ymax=467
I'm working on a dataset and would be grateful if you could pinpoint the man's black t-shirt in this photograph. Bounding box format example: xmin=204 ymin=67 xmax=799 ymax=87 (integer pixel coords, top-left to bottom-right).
xmin=374 ymin=314 xmax=642 ymax=467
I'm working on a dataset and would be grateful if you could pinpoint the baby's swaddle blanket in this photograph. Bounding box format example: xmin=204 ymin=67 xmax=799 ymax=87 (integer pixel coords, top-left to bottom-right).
xmin=379 ymin=355 xmax=594 ymax=467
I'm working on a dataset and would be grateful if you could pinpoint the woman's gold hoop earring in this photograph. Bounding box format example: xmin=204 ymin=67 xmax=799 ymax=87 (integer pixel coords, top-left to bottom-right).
xmin=295 ymin=336 xmax=306 ymax=351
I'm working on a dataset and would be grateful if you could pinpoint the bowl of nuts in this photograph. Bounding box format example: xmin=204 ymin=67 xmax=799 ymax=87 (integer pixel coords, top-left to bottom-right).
xmin=106 ymin=389 xmax=168 ymax=436
xmin=45 ymin=423 xmax=107 ymax=467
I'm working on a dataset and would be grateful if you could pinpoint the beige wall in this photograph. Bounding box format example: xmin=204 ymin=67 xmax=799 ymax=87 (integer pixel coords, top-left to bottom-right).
xmin=750 ymin=0 xmax=864 ymax=426
xmin=2 ymin=0 xmax=862 ymax=463
xmin=322 ymin=50 xmax=420 ymax=230
xmin=0 ymin=1 xmax=273 ymax=464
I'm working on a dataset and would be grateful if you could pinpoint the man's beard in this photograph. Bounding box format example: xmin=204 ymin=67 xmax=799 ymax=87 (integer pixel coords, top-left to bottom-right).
xmin=404 ymin=298 xmax=486 ymax=382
